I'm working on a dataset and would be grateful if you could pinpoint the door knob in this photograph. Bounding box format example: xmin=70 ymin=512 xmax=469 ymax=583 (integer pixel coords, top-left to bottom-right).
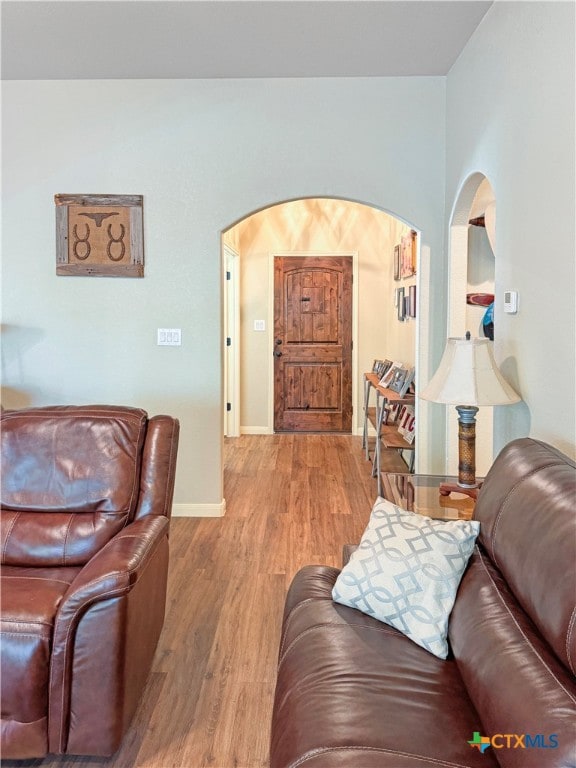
xmin=274 ymin=350 xmax=283 ymax=358
xmin=275 ymin=338 xmax=283 ymax=345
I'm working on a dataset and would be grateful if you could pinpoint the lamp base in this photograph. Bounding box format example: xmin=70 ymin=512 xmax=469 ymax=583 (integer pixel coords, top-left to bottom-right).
xmin=455 ymin=405 xmax=479 ymax=488
xmin=438 ymin=481 xmax=481 ymax=500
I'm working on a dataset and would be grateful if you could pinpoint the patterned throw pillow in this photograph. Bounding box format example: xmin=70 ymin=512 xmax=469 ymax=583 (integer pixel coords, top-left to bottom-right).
xmin=332 ymin=497 xmax=479 ymax=659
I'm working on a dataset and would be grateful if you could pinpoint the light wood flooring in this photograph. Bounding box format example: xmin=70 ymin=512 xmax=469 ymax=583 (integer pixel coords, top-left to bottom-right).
xmin=5 ymin=434 xmax=405 ymax=768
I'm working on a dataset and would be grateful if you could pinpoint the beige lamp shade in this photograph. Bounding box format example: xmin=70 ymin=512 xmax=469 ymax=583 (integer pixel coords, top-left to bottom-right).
xmin=420 ymin=336 xmax=520 ymax=406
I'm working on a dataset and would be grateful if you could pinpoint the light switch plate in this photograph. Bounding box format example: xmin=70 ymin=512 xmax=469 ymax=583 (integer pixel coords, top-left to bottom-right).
xmin=157 ymin=328 xmax=182 ymax=345
xmin=254 ymin=320 xmax=266 ymax=331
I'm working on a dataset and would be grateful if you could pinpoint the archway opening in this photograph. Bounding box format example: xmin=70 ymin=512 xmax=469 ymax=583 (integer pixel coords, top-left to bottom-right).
xmin=447 ymin=174 xmax=496 ymax=476
xmin=221 ymin=197 xmax=420 ymax=446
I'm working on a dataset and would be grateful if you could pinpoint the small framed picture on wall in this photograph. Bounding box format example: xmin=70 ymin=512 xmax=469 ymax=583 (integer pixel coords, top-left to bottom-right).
xmin=409 ymin=285 xmax=417 ymax=317
xmin=394 ymin=245 xmax=401 ymax=281
xmin=397 ymin=287 xmax=405 ymax=321
xmin=400 ymin=230 xmax=417 ymax=279
xmin=403 ymin=295 xmax=411 ymax=318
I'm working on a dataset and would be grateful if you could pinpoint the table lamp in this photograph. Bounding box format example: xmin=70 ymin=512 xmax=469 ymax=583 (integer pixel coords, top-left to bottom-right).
xmin=420 ymin=332 xmax=520 ymax=498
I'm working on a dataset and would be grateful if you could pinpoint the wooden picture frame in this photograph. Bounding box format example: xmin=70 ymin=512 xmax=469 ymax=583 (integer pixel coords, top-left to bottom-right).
xmin=55 ymin=194 xmax=144 ymax=277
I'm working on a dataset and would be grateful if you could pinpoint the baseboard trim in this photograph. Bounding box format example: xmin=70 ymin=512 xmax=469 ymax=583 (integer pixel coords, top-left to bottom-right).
xmin=172 ymin=500 xmax=226 ymax=518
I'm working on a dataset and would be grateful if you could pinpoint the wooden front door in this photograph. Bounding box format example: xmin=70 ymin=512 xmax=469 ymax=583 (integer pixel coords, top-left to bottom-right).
xmin=274 ymin=256 xmax=352 ymax=432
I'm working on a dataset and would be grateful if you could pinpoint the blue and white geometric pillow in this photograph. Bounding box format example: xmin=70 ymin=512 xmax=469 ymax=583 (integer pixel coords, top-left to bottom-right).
xmin=332 ymin=497 xmax=480 ymax=659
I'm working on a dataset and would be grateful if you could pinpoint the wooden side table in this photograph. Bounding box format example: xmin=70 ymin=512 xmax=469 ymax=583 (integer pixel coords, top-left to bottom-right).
xmin=380 ymin=472 xmax=478 ymax=520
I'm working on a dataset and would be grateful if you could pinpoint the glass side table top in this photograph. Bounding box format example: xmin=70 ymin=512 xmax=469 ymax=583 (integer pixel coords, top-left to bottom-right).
xmin=380 ymin=473 xmax=478 ymax=520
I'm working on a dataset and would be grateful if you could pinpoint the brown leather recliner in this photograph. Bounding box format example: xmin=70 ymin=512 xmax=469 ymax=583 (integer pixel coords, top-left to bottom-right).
xmin=0 ymin=405 xmax=179 ymax=759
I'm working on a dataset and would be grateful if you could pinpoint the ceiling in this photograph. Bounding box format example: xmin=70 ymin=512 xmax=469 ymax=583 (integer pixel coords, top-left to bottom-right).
xmin=1 ymin=0 xmax=493 ymax=80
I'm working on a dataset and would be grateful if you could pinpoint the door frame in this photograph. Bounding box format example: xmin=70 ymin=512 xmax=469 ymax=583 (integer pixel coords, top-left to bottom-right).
xmin=223 ymin=243 xmax=240 ymax=437
xmin=268 ymin=251 xmax=359 ymax=434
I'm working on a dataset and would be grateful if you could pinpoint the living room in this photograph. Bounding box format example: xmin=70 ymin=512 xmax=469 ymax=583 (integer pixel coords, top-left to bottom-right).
xmin=1 ymin=1 xmax=575 ymax=766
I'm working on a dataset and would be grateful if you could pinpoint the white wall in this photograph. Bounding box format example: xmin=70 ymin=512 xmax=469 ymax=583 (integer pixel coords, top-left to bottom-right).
xmin=445 ymin=1 xmax=576 ymax=459
xmin=1 ymin=77 xmax=447 ymax=510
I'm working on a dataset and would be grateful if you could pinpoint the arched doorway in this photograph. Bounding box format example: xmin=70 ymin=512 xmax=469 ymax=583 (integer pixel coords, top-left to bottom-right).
xmin=222 ymin=197 xmax=422 ymax=440
xmin=447 ymin=174 xmax=496 ymax=476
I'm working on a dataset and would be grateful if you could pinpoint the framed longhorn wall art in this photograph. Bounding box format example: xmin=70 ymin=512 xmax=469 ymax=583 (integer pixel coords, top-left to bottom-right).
xmin=55 ymin=194 xmax=144 ymax=277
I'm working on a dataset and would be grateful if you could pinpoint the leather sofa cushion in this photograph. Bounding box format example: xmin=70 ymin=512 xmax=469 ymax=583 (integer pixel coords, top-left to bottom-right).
xmin=449 ymin=548 xmax=576 ymax=768
xmin=1 ymin=406 xmax=148 ymax=566
xmin=271 ymin=565 xmax=498 ymax=768
xmin=0 ymin=565 xmax=80 ymax=759
xmin=474 ymin=438 xmax=576 ymax=674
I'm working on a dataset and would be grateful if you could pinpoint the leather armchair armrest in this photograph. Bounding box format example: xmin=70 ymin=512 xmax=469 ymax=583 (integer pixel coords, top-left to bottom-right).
xmin=57 ymin=515 xmax=168 ymax=605
xmin=48 ymin=515 xmax=169 ymax=755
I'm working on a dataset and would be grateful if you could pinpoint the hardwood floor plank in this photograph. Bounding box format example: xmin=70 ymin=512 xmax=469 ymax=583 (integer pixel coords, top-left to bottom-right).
xmin=5 ymin=434 xmax=380 ymax=768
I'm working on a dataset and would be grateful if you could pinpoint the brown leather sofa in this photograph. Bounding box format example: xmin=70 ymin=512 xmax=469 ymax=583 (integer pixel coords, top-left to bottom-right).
xmin=271 ymin=438 xmax=576 ymax=768
xmin=0 ymin=405 xmax=179 ymax=759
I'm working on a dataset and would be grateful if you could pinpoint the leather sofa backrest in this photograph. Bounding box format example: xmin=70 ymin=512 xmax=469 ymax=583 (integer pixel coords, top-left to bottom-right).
xmin=1 ymin=405 xmax=148 ymax=567
xmin=474 ymin=437 xmax=576 ymax=674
